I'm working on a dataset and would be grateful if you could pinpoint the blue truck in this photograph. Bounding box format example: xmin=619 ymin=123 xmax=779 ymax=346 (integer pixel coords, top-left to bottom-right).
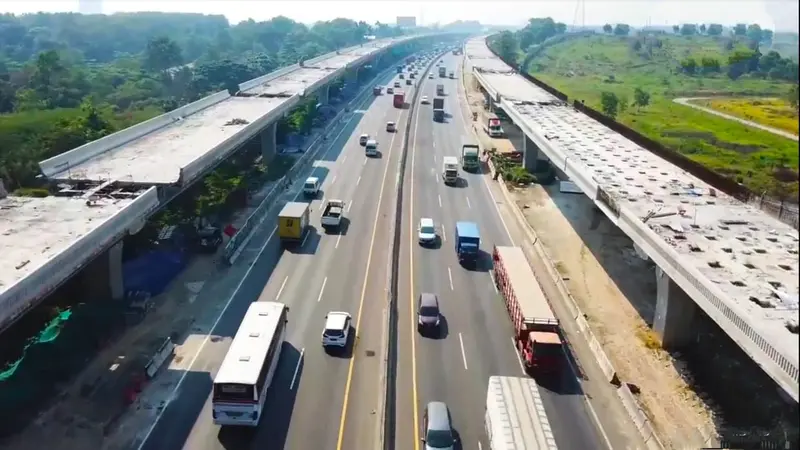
xmin=455 ymin=221 xmax=480 ymax=266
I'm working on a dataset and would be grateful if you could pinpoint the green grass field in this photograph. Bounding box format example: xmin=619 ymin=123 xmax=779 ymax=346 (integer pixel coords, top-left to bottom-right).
xmin=526 ymin=34 xmax=798 ymax=198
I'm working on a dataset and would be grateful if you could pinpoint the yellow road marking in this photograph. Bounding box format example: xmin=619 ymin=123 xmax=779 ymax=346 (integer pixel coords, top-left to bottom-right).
xmin=335 ymin=106 xmax=406 ymax=450
xmin=407 ymin=76 xmax=424 ymax=450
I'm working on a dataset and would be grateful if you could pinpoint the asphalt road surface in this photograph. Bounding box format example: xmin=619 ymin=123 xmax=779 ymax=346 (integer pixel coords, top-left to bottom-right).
xmin=136 ymin=59 xmax=420 ymax=450
xmin=394 ymin=53 xmax=609 ymax=450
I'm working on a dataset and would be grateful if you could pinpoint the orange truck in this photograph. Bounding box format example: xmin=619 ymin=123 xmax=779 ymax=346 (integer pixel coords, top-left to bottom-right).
xmin=492 ymin=245 xmax=563 ymax=376
xmin=393 ymin=91 xmax=405 ymax=109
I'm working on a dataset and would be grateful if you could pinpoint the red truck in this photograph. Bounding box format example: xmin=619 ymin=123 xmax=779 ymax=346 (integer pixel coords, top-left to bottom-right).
xmin=393 ymin=91 xmax=405 ymax=109
xmin=493 ymin=245 xmax=563 ymax=375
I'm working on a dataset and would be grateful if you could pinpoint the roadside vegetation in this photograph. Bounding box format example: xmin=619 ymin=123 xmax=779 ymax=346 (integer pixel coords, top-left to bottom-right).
xmin=690 ymin=96 xmax=799 ymax=135
xmin=490 ymin=20 xmax=799 ymax=199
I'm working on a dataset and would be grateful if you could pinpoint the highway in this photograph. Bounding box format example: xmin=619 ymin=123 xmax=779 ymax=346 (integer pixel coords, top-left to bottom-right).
xmin=395 ymin=52 xmax=608 ymax=449
xmin=136 ymin=57 xmax=421 ymax=450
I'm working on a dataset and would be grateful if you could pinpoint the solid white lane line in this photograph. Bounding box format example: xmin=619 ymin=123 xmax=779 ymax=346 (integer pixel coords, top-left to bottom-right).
xmin=489 ymin=271 xmax=498 ymax=293
xmin=466 ymin=197 xmax=471 ymax=209
xmin=317 ymin=277 xmax=327 ymax=303
xmin=335 ymin=234 xmax=342 ymax=249
xmin=448 ymin=267 xmax=454 ymax=291
xmin=511 ymin=338 xmax=526 ymax=375
xmin=276 ymin=276 xmax=289 ymax=300
xmin=459 ymin=333 xmax=469 ymax=370
xmin=290 ymin=348 xmax=305 ymax=390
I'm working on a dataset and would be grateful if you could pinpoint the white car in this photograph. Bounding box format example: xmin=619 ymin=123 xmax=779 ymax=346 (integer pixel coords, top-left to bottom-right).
xmin=428 ymin=73 xmax=434 ymax=79
xmin=421 ymin=96 xmax=430 ymax=104
xmin=418 ymin=217 xmax=437 ymax=245
xmin=322 ymin=311 xmax=351 ymax=349
xmin=359 ymin=134 xmax=369 ymax=146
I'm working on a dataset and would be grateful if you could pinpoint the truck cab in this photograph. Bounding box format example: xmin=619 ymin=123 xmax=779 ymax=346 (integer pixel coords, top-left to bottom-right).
xmin=432 ymin=97 xmax=445 ymax=122
xmin=442 ymin=156 xmax=458 ymax=185
xmin=461 ymin=143 xmax=480 ymax=171
xmin=454 ymin=221 xmax=480 ymax=266
xmin=438 ymin=66 xmax=446 ymax=77
xmin=484 ymin=114 xmax=504 ymax=138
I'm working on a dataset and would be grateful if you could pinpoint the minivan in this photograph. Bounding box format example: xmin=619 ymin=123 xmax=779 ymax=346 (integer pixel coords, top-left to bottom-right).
xmin=417 ymin=293 xmax=440 ymax=335
xmin=365 ymin=139 xmax=378 ymax=157
xmin=421 ymin=401 xmax=455 ymax=449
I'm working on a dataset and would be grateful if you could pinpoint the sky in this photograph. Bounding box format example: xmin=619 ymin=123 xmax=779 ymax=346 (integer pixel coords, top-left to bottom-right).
xmin=1 ymin=0 xmax=798 ymax=32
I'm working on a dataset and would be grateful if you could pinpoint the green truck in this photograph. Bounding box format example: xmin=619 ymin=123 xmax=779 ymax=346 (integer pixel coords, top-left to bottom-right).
xmin=461 ymin=142 xmax=480 ymax=171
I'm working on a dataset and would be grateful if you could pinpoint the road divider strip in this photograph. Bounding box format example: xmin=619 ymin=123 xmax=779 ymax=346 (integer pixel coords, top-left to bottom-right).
xmin=223 ymin=62 xmax=408 ymax=265
xmin=381 ymin=50 xmax=445 ymax=450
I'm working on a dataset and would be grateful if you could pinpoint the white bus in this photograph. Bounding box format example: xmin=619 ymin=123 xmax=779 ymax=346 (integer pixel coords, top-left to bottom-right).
xmin=212 ymin=301 xmax=289 ymax=426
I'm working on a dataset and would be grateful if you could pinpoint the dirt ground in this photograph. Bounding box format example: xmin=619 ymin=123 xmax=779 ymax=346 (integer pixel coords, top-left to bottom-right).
xmin=462 ymin=72 xmax=717 ymax=448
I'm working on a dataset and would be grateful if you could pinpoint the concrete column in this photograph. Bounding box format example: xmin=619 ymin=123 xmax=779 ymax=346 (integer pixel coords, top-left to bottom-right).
xmin=318 ymin=84 xmax=329 ymax=106
xmin=653 ymin=265 xmax=698 ymax=350
xmin=523 ymin=135 xmax=539 ymax=172
xmin=260 ymin=121 xmax=277 ymax=162
xmin=82 ymin=240 xmax=124 ymax=301
xmin=108 ymin=241 xmax=124 ymax=300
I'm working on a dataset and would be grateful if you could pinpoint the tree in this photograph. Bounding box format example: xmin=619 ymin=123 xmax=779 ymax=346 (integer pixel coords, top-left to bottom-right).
xmin=613 ymin=24 xmax=630 ymax=36
xmin=700 ymin=57 xmax=721 ymax=73
xmin=144 ymin=36 xmax=183 ymax=73
xmin=699 ymin=24 xmax=707 ymax=34
xmin=707 ymin=24 xmax=723 ymax=36
xmin=788 ymin=84 xmax=798 ymax=110
xmin=672 ymin=25 xmax=680 ymax=34
xmin=680 ymin=57 xmax=698 ymax=75
xmin=603 ymin=24 xmax=612 ymax=34
xmin=496 ymin=31 xmax=518 ymax=63
xmin=618 ymin=94 xmax=629 ymax=115
xmin=600 ymin=91 xmax=619 ymax=119
xmin=517 ymin=17 xmax=566 ymax=51
xmin=761 ymin=29 xmax=774 ymax=43
xmin=733 ymin=23 xmax=747 ymax=36
xmin=633 ymin=87 xmax=650 ymax=111
xmin=680 ymin=24 xmax=698 ymax=36
xmin=746 ymin=24 xmax=763 ymax=44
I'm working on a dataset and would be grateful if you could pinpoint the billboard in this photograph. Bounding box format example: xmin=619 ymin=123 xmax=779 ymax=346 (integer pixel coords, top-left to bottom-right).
xmin=396 ymin=16 xmax=417 ymax=28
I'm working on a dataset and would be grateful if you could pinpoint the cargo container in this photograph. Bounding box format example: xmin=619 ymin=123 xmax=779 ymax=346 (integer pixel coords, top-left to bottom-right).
xmin=393 ymin=91 xmax=405 ymax=108
xmin=277 ymin=202 xmax=310 ymax=244
xmin=492 ymin=245 xmax=563 ymax=375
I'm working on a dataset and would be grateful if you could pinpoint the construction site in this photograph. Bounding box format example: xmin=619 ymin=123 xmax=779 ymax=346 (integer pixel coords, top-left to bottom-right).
xmin=462 ymin=68 xmax=799 ymax=448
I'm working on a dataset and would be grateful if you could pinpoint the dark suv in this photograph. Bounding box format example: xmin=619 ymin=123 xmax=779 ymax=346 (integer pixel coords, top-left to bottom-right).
xmin=417 ymin=293 xmax=440 ymax=336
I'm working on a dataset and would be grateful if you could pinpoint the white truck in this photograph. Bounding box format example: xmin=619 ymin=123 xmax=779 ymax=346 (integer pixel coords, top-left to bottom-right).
xmin=485 ymin=376 xmax=558 ymax=450
xmin=320 ymin=199 xmax=345 ymax=229
xmin=442 ymin=156 xmax=459 ymax=185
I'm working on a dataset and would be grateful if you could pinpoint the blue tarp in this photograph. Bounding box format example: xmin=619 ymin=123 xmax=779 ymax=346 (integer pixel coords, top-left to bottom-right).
xmin=122 ymin=250 xmax=187 ymax=297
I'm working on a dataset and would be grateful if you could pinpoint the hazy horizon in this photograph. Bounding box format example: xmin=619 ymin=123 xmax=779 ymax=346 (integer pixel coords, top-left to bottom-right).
xmin=1 ymin=1 xmax=798 ymax=32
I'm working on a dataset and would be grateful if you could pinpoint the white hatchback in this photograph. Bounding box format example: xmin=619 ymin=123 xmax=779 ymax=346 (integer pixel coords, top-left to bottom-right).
xmin=322 ymin=311 xmax=351 ymax=349
xmin=359 ymin=134 xmax=369 ymax=146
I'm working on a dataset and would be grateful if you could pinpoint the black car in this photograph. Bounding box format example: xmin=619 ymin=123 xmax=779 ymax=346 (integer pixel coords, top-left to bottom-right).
xmin=417 ymin=293 xmax=441 ymax=336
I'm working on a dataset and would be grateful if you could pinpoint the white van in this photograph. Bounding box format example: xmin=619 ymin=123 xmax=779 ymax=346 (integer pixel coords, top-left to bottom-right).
xmin=365 ymin=139 xmax=378 ymax=157
xmin=303 ymin=176 xmax=320 ymax=197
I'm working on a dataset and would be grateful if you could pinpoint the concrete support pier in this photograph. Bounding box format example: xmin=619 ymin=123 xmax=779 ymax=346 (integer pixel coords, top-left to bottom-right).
xmin=261 ymin=121 xmax=277 ymax=162
xmin=318 ymin=84 xmax=330 ymax=105
xmin=653 ymin=265 xmax=698 ymax=350
xmin=523 ymin=135 xmax=539 ymax=172
xmin=82 ymin=240 xmax=124 ymax=301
